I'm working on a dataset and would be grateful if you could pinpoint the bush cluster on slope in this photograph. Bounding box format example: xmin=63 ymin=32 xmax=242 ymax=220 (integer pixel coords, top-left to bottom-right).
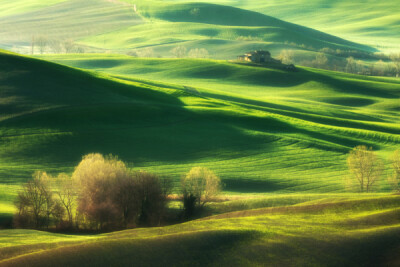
xmin=13 ymin=154 xmax=222 ymax=231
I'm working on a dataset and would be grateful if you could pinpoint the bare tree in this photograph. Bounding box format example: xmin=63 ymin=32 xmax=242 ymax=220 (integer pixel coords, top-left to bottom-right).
xmin=388 ymin=150 xmax=400 ymax=192
xmin=137 ymin=47 xmax=154 ymax=58
xmin=63 ymin=39 xmax=75 ymax=54
xmin=188 ymin=48 xmax=209 ymax=59
xmin=347 ymin=145 xmax=383 ymax=193
xmin=278 ymin=49 xmax=294 ymax=65
xmin=36 ymin=36 xmax=48 ymax=54
xmin=55 ymin=173 xmax=76 ymax=227
xmin=14 ymin=171 xmax=55 ymax=228
xmin=49 ymin=40 xmax=63 ymax=54
xmin=374 ymin=60 xmax=387 ymax=76
xmin=314 ymin=52 xmax=328 ymax=69
xmin=390 ymin=53 xmax=400 ymax=77
xmin=113 ymin=173 xmax=140 ymax=227
xmin=135 ymin=171 xmax=171 ymax=226
xmin=171 ymin=46 xmax=187 ymax=58
xmin=345 ymin=56 xmax=356 ymax=74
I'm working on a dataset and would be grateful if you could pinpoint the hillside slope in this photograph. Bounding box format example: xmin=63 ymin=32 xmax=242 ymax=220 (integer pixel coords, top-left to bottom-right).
xmin=0 ymin=195 xmax=399 ymax=266
xmin=0 ymin=0 xmax=142 ymax=52
xmin=0 ymin=0 xmax=374 ymax=59
xmin=0 ymin=51 xmax=397 ymax=198
xmin=171 ymin=0 xmax=400 ymax=49
xmin=80 ymin=0 xmax=374 ymax=59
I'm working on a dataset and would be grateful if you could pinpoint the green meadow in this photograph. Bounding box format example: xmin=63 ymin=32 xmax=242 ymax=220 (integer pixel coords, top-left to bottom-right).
xmin=0 ymin=194 xmax=399 ymax=266
xmin=168 ymin=0 xmax=400 ymax=50
xmin=0 ymin=0 xmax=377 ymax=58
xmin=0 ymin=0 xmax=400 ymax=265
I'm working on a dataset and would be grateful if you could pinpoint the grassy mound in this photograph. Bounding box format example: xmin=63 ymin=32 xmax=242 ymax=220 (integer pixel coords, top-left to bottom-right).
xmin=171 ymin=0 xmax=400 ymax=49
xmin=0 ymin=0 xmax=373 ymax=59
xmin=0 ymin=195 xmax=399 ymax=266
xmin=78 ymin=0 xmax=374 ymax=58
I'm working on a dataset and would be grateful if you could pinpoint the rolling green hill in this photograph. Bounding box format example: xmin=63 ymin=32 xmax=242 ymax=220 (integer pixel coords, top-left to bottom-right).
xmin=0 ymin=2 xmax=400 ymax=265
xmin=169 ymin=0 xmax=400 ymax=50
xmin=0 ymin=195 xmax=399 ymax=266
xmin=0 ymin=0 xmax=142 ymax=52
xmin=0 ymin=0 xmax=374 ymax=60
xmin=0 ymin=50 xmax=398 ymax=205
xmin=0 ymin=0 xmax=66 ymax=18
xmin=80 ymin=0 xmax=374 ymax=58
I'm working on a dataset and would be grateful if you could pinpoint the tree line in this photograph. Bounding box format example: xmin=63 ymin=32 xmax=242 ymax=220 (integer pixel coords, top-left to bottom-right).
xmin=13 ymin=153 xmax=221 ymax=231
xmin=279 ymin=49 xmax=400 ymax=78
xmin=29 ymin=35 xmax=85 ymax=55
xmin=13 ymin=146 xmax=400 ymax=231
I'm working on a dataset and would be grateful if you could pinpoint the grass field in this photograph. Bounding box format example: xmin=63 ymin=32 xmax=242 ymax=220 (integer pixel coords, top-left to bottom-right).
xmin=1 ymin=1 xmax=400 ymax=265
xmin=0 ymin=0 xmax=375 ymax=59
xmin=1 ymin=51 xmax=399 ymax=196
xmin=0 ymin=194 xmax=399 ymax=266
xmin=80 ymin=0 xmax=374 ymax=57
xmin=0 ymin=0 xmax=142 ymax=52
xmin=168 ymin=0 xmax=400 ymax=50
xmin=0 ymin=0 xmax=66 ymax=18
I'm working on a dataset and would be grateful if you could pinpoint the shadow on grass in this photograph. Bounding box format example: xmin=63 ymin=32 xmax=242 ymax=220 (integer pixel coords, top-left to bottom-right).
xmin=0 ymin=230 xmax=259 ymax=267
xmin=224 ymin=178 xmax=286 ymax=193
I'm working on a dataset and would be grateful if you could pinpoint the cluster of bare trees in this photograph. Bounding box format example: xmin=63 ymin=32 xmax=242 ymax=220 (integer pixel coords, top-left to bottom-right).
xmin=14 ymin=154 xmax=221 ymax=231
xmin=346 ymin=146 xmax=400 ymax=193
xmin=31 ymin=35 xmax=85 ymax=55
xmin=278 ymin=48 xmax=400 ymax=77
xmin=170 ymin=46 xmax=209 ymax=59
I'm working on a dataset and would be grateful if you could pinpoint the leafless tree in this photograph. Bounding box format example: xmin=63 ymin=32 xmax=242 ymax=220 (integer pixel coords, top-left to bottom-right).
xmin=347 ymin=145 xmax=383 ymax=192
xmin=36 ymin=36 xmax=48 ymax=54
xmin=345 ymin=57 xmax=356 ymax=74
xmin=49 ymin=40 xmax=63 ymax=54
xmin=388 ymin=150 xmax=400 ymax=192
xmin=113 ymin=173 xmax=140 ymax=227
xmin=63 ymin=39 xmax=75 ymax=54
xmin=188 ymin=48 xmax=209 ymax=59
xmin=135 ymin=171 xmax=172 ymax=226
xmin=14 ymin=171 xmax=55 ymax=228
xmin=314 ymin=52 xmax=328 ymax=69
xmin=278 ymin=49 xmax=295 ymax=65
xmin=55 ymin=173 xmax=76 ymax=227
xmin=390 ymin=53 xmax=400 ymax=77
xmin=171 ymin=46 xmax=187 ymax=58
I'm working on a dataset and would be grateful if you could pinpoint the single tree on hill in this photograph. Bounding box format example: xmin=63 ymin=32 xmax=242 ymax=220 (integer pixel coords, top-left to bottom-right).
xmin=171 ymin=46 xmax=187 ymax=58
xmin=181 ymin=167 xmax=221 ymax=218
xmin=14 ymin=171 xmax=55 ymax=228
xmin=390 ymin=53 xmax=400 ymax=77
xmin=347 ymin=145 xmax=383 ymax=193
xmin=388 ymin=150 xmax=400 ymax=192
xmin=36 ymin=35 xmax=48 ymax=54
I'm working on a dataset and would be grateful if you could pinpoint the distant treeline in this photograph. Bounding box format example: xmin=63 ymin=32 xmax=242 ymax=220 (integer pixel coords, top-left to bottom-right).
xmin=279 ymin=47 xmax=400 ymax=77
